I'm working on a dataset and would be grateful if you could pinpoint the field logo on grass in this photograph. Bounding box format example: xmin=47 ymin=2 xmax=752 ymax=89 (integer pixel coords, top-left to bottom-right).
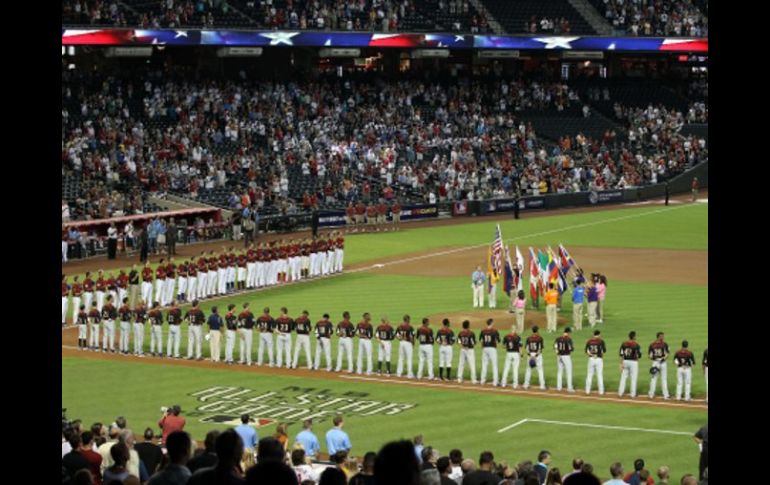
xmin=187 ymin=385 xmax=418 ymax=425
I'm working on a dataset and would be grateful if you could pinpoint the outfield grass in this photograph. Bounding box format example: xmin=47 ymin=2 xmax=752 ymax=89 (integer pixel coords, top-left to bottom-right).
xmin=62 ymin=356 xmax=706 ymax=481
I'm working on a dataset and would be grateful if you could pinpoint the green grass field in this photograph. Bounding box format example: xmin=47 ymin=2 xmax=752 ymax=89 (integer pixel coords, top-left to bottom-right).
xmin=62 ymin=202 xmax=708 ymax=480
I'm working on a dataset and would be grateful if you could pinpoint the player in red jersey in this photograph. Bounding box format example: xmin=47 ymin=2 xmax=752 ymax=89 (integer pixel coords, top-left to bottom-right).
xmin=345 ymin=202 xmax=356 ymax=233
xmin=141 ymin=263 xmax=153 ymax=306
xmin=391 ymin=200 xmax=402 ymax=230
xmin=154 ymin=260 xmax=166 ymax=307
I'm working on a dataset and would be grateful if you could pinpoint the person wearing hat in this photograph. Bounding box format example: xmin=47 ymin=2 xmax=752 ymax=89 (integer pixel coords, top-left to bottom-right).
xmin=523 ymin=326 xmax=545 ymax=390
xmin=554 ymin=327 xmax=575 ymax=392
xmin=158 ymin=405 xmax=186 ymax=445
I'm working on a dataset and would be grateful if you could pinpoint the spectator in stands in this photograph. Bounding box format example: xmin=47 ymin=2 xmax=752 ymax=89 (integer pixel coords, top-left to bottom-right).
xmin=291 ymin=448 xmax=320 ymax=484
xmin=679 ymin=475 xmax=697 ymax=485
xmin=63 ymin=432 xmax=89 ymax=480
xmin=462 ymin=451 xmax=497 ymax=485
xmin=604 ymin=463 xmax=628 ymax=485
xmin=72 ymin=469 xmax=96 ymax=485
xmin=414 ymin=435 xmax=425 ymax=463
xmin=546 ymin=468 xmax=563 ymax=485
xmin=188 ymin=429 xmax=246 ymax=485
xmin=235 ymin=414 xmax=258 ymax=452
xmin=375 ymin=440 xmax=420 ymax=485
xmin=244 ymin=460 xmax=297 ymax=485
xmin=654 ymin=466 xmax=670 ymax=485
xmin=563 ymin=458 xmax=584 ymax=482
xmin=103 ymin=442 xmax=134 ymax=483
xmin=273 ymin=422 xmax=289 ymax=452
xmin=349 ymin=451 xmax=376 ymax=485
xmin=97 ymin=421 xmax=122 ymax=469
xmin=257 ymin=437 xmax=285 ymax=463
xmin=135 ymin=428 xmax=163 ymax=477
xmin=188 ymin=430 xmax=220 ymax=473
xmin=319 ymin=467 xmax=348 ymax=485
xmin=535 ymin=451 xmax=552 ymax=484
xmin=624 ymin=459 xmax=654 ymax=485
xmin=148 ymin=430 xmax=193 ymax=485
xmin=421 ymin=446 xmax=441 ymax=484
xmin=158 ymin=405 xmax=186 ymax=445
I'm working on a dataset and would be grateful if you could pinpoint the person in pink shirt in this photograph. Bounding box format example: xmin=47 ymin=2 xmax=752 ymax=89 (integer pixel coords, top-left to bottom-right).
xmin=596 ymin=275 xmax=607 ymax=323
xmin=511 ymin=290 xmax=527 ymax=334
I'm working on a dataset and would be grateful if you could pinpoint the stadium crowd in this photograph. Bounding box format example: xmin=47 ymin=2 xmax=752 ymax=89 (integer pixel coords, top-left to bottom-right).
xmin=61 ymin=411 xmax=709 ymax=484
xmin=594 ymin=0 xmax=707 ymax=37
xmin=62 ymin=68 xmax=707 ymax=221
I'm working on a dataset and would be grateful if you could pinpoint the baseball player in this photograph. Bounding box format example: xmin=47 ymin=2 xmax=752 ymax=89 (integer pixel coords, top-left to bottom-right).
xmin=703 ymin=348 xmax=708 ymax=404
xmin=335 ymin=311 xmax=356 ymax=373
xmin=292 ymin=310 xmax=313 ymax=369
xmin=479 ymin=319 xmax=500 ymax=386
xmin=544 ymin=283 xmax=559 ymax=333
xmin=239 ymin=303 xmax=256 ymax=365
xmin=62 ymin=275 xmax=70 ymax=327
xmin=377 ymin=200 xmax=387 ymax=232
xmin=140 ymin=263 xmax=153 ymax=305
xmin=325 ymin=235 xmax=335 ymax=276
xmin=166 ymin=300 xmax=182 ymax=359
xmin=345 ymin=203 xmax=355 ymax=233
xmin=291 ymin=239 xmax=303 ymax=281
xmin=185 ymin=300 xmax=206 ymax=360
xmin=224 ymin=304 xmax=238 ymax=364
xmin=416 ymin=318 xmax=435 ymax=380
xmin=355 ymin=200 xmax=366 ymax=231
xmin=71 ymin=276 xmax=82 ymax=325
xmin=100 ymin=295 xmax=117 ymax=353
xmin=487 ymin=270 xmax=499 ymax=309
xmin=275 ymin=307 xmax=295 ymax=368
xmin=308 ymin=239 xmax=319 ymax=279
xmin=471 ymin=266 xmax=485 ymax=308
xmin=95 ymin=270 xmax=106 ymax=313
xmin=83 ymin=272 xmax=95 ymax=315
xmin=257 ymin=243 xmax=268 ymax=287
xmin=456 ymin=320 xmax=477 ymax=384
xmin=554 ymin=327 xmax=575 ymax=392
xmin=196 ymin=252 xmax=208 ymax=300
xmin=207 ymin=306 xmax=223 ymax=362
xmin=571 ymin=281 xmax=585 ymax=331
xmin=334 ymin=232 xmax=344 ymax=273
xmin=76 ymin=304 xmax=88 ymax=349
xmin=133 ymin=301 xmax=146 ymax=357
xmin=176 ymin=260 xmax=188 ymax=303
xmin=523 ymin=325 xmax=546 ymax=390
xmin=106 ymin=273 xmax=118 ymax=307
xmin=366 ymin=203 xmax=377 ymax=232
xmin=229 ymin=248 xmax=238 ymax=291
xmin=87 ymin=301 xmax=101 ymax=351
xmin=164 ymin=258 xmax=177 ymax=306
xmin=584 ymin=329 xmax=607 ymax=395
xmin=314 ymin=313 xmax=334 ymax=371
xmin=436 ymin=319 xmax=455 ymax=381
xmin=618 ymin=330 xmax=642 ymax=398
xmin=256 ymin=307 xmax=275 ymax=366
xmin=154 ymin=260 xmax=166 ymax=306
xmin=647 ymin=332 xmax=671 ymax=400
xmin=148 ymin=302 xmax=163 ymax=356
xmin=501 ymin=326 xmax=522 ymax=388
xmin=187 ymin=259 xmax=197 ymax=302
xmin=301 ymin=239 xmax=311 ymax=280
xmin=246 ymin=244 xmax=257 ymax=288
xmin=206 ymin=251 xmax=218 ymax=297
xmin=217 ymin=251 xmax=228 ymax=295
xmin=674 ymin=340 xmax=696 ymax=401
xmin=356 ymin=313 xmax=374 ymax=375
xmin=118 ymin=297 xmax=133 ymax=355
xmin=376 ymin=316 xmax=395 ymax=375
xmin=391 ymin=200 xmax=401 ymax=231
xmin=128 ymin=265 xmax=140 ymax=309
xmin=117 ymin=270 xmax=129 ymax=306
xmin=237 ymin=251 xmax=247 ymax=290
xmin=396 ymin=315 xmax=415 ymax=378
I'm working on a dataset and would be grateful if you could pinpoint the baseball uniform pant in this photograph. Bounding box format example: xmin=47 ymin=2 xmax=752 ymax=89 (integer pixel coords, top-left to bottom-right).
xmin=598 ymin=298 xmax=605 ymax=321
xmin=89 ymin=323 xmax=100 ymax=349
xmin=225 ymin=330 xmax=236 ymax=362
xmin=313 ymin=254 xmax=322 ymax=276
xmin=177 ymin=277 xmax=187 ymax=300
xmin=308 ymin=254 xmax=316 ymax=277
xmin=288 ymin=257 xmax=299 ymax=281
xmin=83 ymin=293 xmax=93 ymax=314
xmin=515 ymin=308 xmax=525 ymax=334
xmin=140 ymin=283 xmax=152 ymax=305
xmin=335 ymin=249 xmax=344 ymax=273
xmin=648 ymin=361 xmax=670 ymax=398
xmin=546 ymin=304 xmax=558 ymax=332
xmin=457 ymin=348 xmax=477 ymax=383
xmin=572 ymin=302 xmax=583 ymax=330
xmin=197 ymin=272 xmax=207 ymax=299
xmin=77 ymin=323 xmax=88 ymax=341
xmin=473 ymin=285 xmax=484 ymax=308
xmin=209 ymin=330 xmax=221 ymax=362
xmin=237 ymin=267 xmax=246 ymax=285
xmin=164 ymin=278 xmax=175 ymax=305
xmin=676 ymin=367 xmax=692 ymax=400
xmin=218 ymin=269 xmax=227 ymax=294
xmin=480 ymin=348 xmax=499 ymax=385
xmin=293 ymin=335 xmax=312 ymax=369
xmin=239 ymin=329 xmax=254 ymax=365
xmin=619 ymin=360 xmax=639 ymax=397
xmin=246 ymin=263 xmax=256 ymax=288
xmin=524 ymin=354 xmax=545 ymax=389
xmin=150 ymin=325 xmax=163 ymax=354
xmin=417 ymin=345 xmax=434 ymax=379
xmin=302 ymin=256 xmax=310 ymax=274
xmin=585 ymin=357 xmax=604 ymax=394
xmin=488 ymin=284 xmax=497 ymax=309
xmin=71 ymin=297 xmax=81 ymax=323
xmin=323 ymin=251 xmax=334 ymax=275
xmin=587 ymin=301 xmax=598 ymax=327
xmin=501 ymin=352 xmax=521 ymax=388
xmin=118 ymin=288 xmax=127 ymax=306
xmin=207 ymin=271 xmax=217 ymax=296
xmin=438 ymin=346 xmax=453 ymax=370
xmin=155 ymin=281 xmax=164 ymax=306
xmin=336 ymin=338 xmax=354 ymax=372
xmin=276 ymin=334 xmax=292 ymax=368
xmin=315 ymin=338 xmax=332 ymax=370
xmin=133 ymin=323 xmax=144 ymax=355
xmin=109 ymin=291 xmax=118 ymax=306
xmin=102 ymin=320 xmax=116 ymax=351
xmin=187 ymin=325 xmax=202 ymax=359
xmin=378 ymin=341 xmax=392 ymax=366
xmin=62 ymin=297 xmax=69 ymax=325
xmin=256 ymin=262 xmax=266 ymax=287
xmin=357 ymin=339 xmax=373 ymax=375
xmin=119 ymin=321 xmax=131 ymax=352
xmin=187 ymin=277 xmax=197 ymax=301
xmin=129 ymin=286 xmax=139 ymax=309
xmin=167 ymin=325 xmax=181 ymax=357
xmin=397 ymin=342 xmax=414 ymax=378
xmin=96 ymin=291 xmax=105 ymax=313
xmin=258 ymin=333 xmax=274 ymax=366
xmin=228 ymin=267 xmax=236 ymax=286
xmin=556 ymin=355 xmax=574 ymax=391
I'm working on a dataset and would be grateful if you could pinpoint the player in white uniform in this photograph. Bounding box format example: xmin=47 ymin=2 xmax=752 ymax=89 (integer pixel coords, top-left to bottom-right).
xmin=87 ymin=302 xmax=101 ymax=351
xmin=148 ymin=303 xmax=163 ymax=356
xmin=246 ymin=244 xmax=257 ymax=288
xmin=554 ymin=327 xmax=575 ymax=392
xmin=275 ymin=307 xmax=294 ymax=368
xmin=185 ymin=300 xmax=205 ymax=360
xmin=416 ymin=318 xmax=435 ymax=380
xmin=256 ymin=307 xmax=275 ymax=367
xmin=291 ymin=310 xmax=313 ymax=369
xmin=584 ymin=329 xmax=607 ymax=395
xmin=674 ymin=340 xmax=695 ymax=401
xmin=456 ymin=320 xmax=477 ymax=384
xmin=101 ymin=295 xmax=117 ymax=353
xmin=154 ymin=260 xmax=166 ymax=307
xmin=141 ymin=264 xmax=154 ymax=306
xmin=396 ymin=315 xmax=415 ymax=379
xmin=223 ymin=304 xmax=238 ymax=364
xmin=118 ymin=298 xmax=133 ymax=355
xmin=376 ymin=317 xmax=395 ymax=375
xmin=647 ymin=332 xmax=671 ymax=400
xmin=501 ymin=327 xmax=522 ymax=389
xmin=62 ymin=275 xmax=70 ymax=327
xmin=523 ymin=326 xmax=546 ymax=390
xmin=176 ymin=261 xmax=188 ymax=303
xmin=334 ymin=232 xmax=344 ymax=273
xmin=165 ymin=301 xmax=182 ymax=359
xmin=132 ymin=302 xmax=146 ymax=357
xmin=436 ymin=319 xmax=455 ymax=381
xmin=335 ymin=311 xmax=355 ymax=373
xmin=75 ymin=305 xmax=88 ymax=349
xmin=618 ymin=331 xmax=642 ymax=398
xmin=314 ymin=314 xmax=334 ymax=371
xmin=355 ymin=313 xmax=374 ymax=375
xmin=479 ymin=319 xmax=500 ymax=386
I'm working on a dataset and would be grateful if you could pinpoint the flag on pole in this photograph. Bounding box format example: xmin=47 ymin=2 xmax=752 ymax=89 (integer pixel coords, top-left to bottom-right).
xmin=529 ymin=247 xmax=541 ymax=302
xmin=487 ymin=246 xmax=495 ymax=293
xmin=515 ymin=246 xmax=525 ymax=292
xmin=537 ymin=249 xmax=549 ymax=293
xmin=492 ymin=225 xmax=504 ymax=276
xmin=547 ymin=246 xmax=568 ymax=294
xmin=558 ymin=243 xmax=576 ymax=275
xmin=503 ymin=246 xmax=514 ymax=297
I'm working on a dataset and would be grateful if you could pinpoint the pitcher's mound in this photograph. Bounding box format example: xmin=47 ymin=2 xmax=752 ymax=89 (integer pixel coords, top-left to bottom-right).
xmin=429 ymin=309 xmax=570 ymax=331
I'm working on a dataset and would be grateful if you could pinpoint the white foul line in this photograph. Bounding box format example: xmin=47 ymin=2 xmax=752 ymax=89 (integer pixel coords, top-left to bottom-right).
xmin=497 ymin=418 xmax=693 ymax=436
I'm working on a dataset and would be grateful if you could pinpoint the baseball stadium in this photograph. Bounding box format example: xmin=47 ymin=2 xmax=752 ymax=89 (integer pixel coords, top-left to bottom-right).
xmin=61 ymin=3 xmax=708 ymax=484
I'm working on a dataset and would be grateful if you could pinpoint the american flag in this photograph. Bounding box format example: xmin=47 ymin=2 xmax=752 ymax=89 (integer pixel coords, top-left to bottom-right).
xmin=492 ymin=225 xmax=504 ymax=275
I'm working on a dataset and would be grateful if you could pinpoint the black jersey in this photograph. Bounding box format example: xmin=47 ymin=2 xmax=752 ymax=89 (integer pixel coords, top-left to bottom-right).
xmin=185 ymin=308 xmax=206 ymax=325
xmin=239 ymin=311 xmax=256 ymax=330
xmin=337 ymin=320 xmax=355 ymax=338
xmin=585 ymin=337 xmax=607 ymax=358
xmin=256 ymin=314 xmax=274 ymax=332
xmin=525 ymin=334 xmax=544 ymax=355
xmin=77 ymin=311 xmax=89 ymax=326
xmin=356 ymin=322 xmax=374 ymax=339
xmin=101 ymin=304 xmax=117 ymax=321
xmin=417 ymin=327 xmax=435 ymax=345
xmin=458 ymin=329 xmax=476 ymax=349
xmin=148 ymin=309 xmax=163 ymax=326
xmin=376 ymin=324 xmax=394 ymax=341
xmin=436 ymin=327 xmax=455 ymax=345
xmin=674 ymin=349 xmax=696 ymax=367
xmin=315 ymin=319 xmax=333 ymax=339
xmin=225 ymin=311 xmax=238 ymax=331
xmin=276 ymin=316 xmax=295 ymax=334
xmin=503 ymin=333 xmax=522 ymax=352
xmin=620 ymin=340 xmax=642 ymax=360
xmin=295 ymin=316 xmax=312 ymax=335
xmin=554 ymin=336 xmax=574 ymax=356
xmin=167 ymin=308 xmax=182 ymax=325
xmin=648 ymin=341 xmax=670 ymax=361
xmin=118 ymin=305 xmax=132 ymax=322
xmin=133 ymin=308 xmax=147 ymax=324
